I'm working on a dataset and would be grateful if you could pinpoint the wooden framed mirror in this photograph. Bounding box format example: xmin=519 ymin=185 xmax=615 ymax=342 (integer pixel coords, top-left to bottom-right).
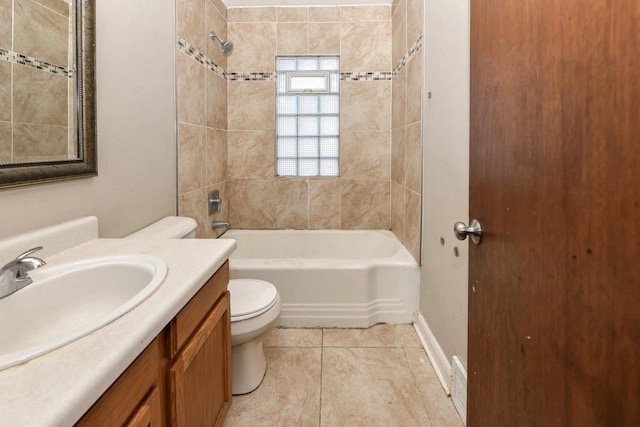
xmin=0 ymin=0 xmax=96 ymax=189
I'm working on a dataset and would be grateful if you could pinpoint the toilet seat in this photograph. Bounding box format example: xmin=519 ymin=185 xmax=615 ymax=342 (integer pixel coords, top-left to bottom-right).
xmin=229 ymin=279 xmax=278 ymax=321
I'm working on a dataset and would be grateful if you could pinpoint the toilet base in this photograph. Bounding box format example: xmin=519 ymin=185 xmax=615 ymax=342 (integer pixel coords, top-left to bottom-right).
xmin=231 ymin=339 xmax=267 ymax=395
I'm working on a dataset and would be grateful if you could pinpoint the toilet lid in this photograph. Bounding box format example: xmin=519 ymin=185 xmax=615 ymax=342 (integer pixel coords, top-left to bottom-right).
xmin=228 ymin=279 xmax=278 ymax=321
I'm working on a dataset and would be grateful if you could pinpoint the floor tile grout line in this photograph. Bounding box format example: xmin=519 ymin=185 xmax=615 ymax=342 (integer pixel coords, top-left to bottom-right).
xmin=403 ymin=346 xmax=436 ymax=427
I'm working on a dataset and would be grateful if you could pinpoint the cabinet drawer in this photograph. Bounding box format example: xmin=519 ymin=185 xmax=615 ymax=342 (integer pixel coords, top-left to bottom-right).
xmin=169 ymin=261 xmax=229 ymax=358
xmin=76 ymin=336 xmax=163 ymax=426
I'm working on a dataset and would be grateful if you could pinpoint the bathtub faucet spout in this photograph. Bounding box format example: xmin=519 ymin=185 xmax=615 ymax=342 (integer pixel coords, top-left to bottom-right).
xmin=212 ymin=221 xmax=231 ymax=229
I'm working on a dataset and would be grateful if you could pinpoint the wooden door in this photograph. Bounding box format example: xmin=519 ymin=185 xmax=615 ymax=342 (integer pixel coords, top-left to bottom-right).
xmin=469 ymin=0 xmax=640 ymax=425
xmin=169 ymin=292 xmax=232 ymax=427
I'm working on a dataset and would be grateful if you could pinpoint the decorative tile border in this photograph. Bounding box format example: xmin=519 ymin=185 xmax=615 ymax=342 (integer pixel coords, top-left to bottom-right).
xmin=0 ymin=48 xmax=74 ymax=78
xmin=340 ymin=71 xmax=393 ymax=81
xmin=393 ymin=35 xmax=423 ymax=76
xmin=176 ymin=33 xmax=423 ymax=82
xmin=177 ymin=36 xmax=226 ymax=79
xmin=225 ymin=72 xmax=276 ymax=81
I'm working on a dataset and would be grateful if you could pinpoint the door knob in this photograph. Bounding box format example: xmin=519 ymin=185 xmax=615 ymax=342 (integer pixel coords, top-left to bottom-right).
xmin=454 ymin=219 xmax=483 ymax=245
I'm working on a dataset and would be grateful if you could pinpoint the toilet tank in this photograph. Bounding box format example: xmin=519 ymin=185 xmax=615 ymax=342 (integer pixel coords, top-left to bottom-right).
xmin=125 ymin=216 xmax=197 ymax=239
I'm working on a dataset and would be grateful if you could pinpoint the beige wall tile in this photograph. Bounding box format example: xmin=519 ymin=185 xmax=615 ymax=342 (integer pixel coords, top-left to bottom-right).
xmin=308 ymin=179 xmax=341 ymax=229
xmin=341 ymin=22 xmax=391 ymax=71
xmin=407 ymin=0 xmax=424 ymax=44
xmin=177 ymin=0 xmax=205 ymax=52
xmin=178 ymin=188 xmax=208 ymax=238
xmin=391 ymin=0 xmax=402 ymax=18
xmin=391 ymin=126 xmax=406 ymax=185
xmin=206 ymin=0 xmax=228 ymax=70
xmin=0 ymin=62 xmax=10 ymax=122
xmin=391 ymin=181 xmax=406 ymax=242
xmin=228 ymin=80 xmax=275 ymax=130
xmin=277 ymin=7 xmax=308 ymax=22
xmin=209 ymin=0 xmax=227 ymax=20
xmin=309 ymin=23 xmax=340 ymax=55
xmin=405 ymin=122 xmax=421 ymax=193
xmin=341 ymin=81 xmax=391 ymax=131
xmin=227 ymin=22 xmax=276 ymax=72
xmin=392 ymin=67 xmax=407 ymax=129
xmin=228 ymin=130 xmax=275 ymax=179
xmin=341 ymin=130 xmax=390 ymax=180
xmin=0 ymin=0 xmax=11 ymax=49
xmin=309 ymin=6 xmax=339 ymax=22
xmin=13 ymin=123 xmax=67 ymax=161
xmin=227 ymin=7 xmax=275 ymax=22
xmin=14 ymin=0 xmax=68 ymax=66
xmin=276 ymin=179 xmax=309 ymax=229
xmin=229 ymin=179 xmax=276 ymax=229
xmin=407 ymin=49 xmax=423 ymax=124
xmin=178 ymin=123 xmax=206 ymax=195
xmin=207 ymin=180 xmax=229 ymax=238
xmin=340 ymin=5 xmax=391 ymax=22
xmin=405 ymin=189 xmax=421 ymax=262
xmin=341 ymin=180 xmax=390 ymax=229
xmin=33 ymin=0 xmax=69 ymax=17
xmin=206 ymin=127 xmax=227 ymax=185
xmin=206 ymin=71 xmax=227 ymax=129
xmin=177 ymin=51 xmax=206 ymax=126
xmin=13 ymin=65 xmax=67 ymax=126
xmin=277 ymin=23 xmax=308 ymax=55
xmin=392 ymin=0 xmax=407 ymax=68
xmin=0 ymin=122 xmax=10 ymax=163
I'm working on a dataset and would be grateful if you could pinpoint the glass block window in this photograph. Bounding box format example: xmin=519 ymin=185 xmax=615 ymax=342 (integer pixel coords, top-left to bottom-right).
xmin=276 ymin=56 xmax=340 ymax=177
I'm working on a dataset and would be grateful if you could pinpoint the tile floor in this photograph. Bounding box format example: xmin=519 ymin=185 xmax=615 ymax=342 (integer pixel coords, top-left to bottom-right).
xmin=224 ymin=324 xmax=464 ymax=427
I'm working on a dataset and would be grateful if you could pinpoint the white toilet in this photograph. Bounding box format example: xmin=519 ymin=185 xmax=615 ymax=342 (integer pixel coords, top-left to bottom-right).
xmin=127 ymin=216 xmax=281 ymax=395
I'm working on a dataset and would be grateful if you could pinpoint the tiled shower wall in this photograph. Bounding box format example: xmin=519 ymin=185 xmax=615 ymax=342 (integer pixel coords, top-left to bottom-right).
xmin=176 ymin=0 xmax=230 ymax=239
xmin=225 ymin=5 xmax=392 ymax=231
xmin=0 ymin=0 xmax=75 ymax=163
xmin=176 ymin=1 xmax=423 ymax=262
xmin=391 ymin=0 xmax=423 ymax=262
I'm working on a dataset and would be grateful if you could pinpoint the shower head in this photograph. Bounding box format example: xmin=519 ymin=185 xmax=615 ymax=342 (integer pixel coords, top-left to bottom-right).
xmin=210 ymin=32 xmax=234 ymax=54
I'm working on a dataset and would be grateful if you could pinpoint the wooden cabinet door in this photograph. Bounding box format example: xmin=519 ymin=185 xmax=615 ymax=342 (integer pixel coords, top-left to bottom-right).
xmin=76 ymin=337 xmax=163 ymax=427
xmin=169 ymin=292 xmax=232 ymax=427
xmin=125 ymin=386 xmax=162 ymax=427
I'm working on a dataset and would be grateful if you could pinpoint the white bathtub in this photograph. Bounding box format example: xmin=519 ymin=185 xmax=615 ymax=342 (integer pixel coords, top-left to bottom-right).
xmin=220 ymin=230 xmax=419 ymax=328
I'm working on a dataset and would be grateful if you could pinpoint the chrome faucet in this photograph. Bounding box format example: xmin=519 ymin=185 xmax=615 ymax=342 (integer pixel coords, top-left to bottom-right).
xmin=212 ymin=221 xmax=231 ymax=229
xmin=0 ymin=247 xmax=46 ymax=299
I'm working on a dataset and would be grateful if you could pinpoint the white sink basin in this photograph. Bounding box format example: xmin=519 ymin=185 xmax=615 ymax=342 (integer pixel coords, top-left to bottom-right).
xmin=0 ymin=255 xmax=167 ymax=370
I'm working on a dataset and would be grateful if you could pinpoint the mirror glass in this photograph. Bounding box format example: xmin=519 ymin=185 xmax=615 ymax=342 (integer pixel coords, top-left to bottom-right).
xmin=0 ymin=0 xmax=96 ymax=188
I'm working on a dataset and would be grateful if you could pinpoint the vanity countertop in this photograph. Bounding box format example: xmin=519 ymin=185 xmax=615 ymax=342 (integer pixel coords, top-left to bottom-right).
xmin=0 ymin=237 xmax=236 ymax=427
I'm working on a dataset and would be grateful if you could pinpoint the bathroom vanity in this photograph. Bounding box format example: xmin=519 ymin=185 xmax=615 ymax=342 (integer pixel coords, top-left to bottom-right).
xmin=78 ymin=262 xmax=231 ymax=426
xmin=0 ymin=228 xmax=236 ymax=426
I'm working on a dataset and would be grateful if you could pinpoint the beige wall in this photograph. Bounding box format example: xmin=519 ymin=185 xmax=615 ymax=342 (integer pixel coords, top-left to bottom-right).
xmin=420 ymin=0 xmax=470 ymax=369
xmin=390 ymin=0 xmax=423 ymax=263
xmin=0 ymin=0 xmax=177 ymax=239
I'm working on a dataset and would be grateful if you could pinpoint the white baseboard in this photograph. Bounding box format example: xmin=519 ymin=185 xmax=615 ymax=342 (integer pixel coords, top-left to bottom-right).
xmin=413 ymin=312 xmax=452 ymax=395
